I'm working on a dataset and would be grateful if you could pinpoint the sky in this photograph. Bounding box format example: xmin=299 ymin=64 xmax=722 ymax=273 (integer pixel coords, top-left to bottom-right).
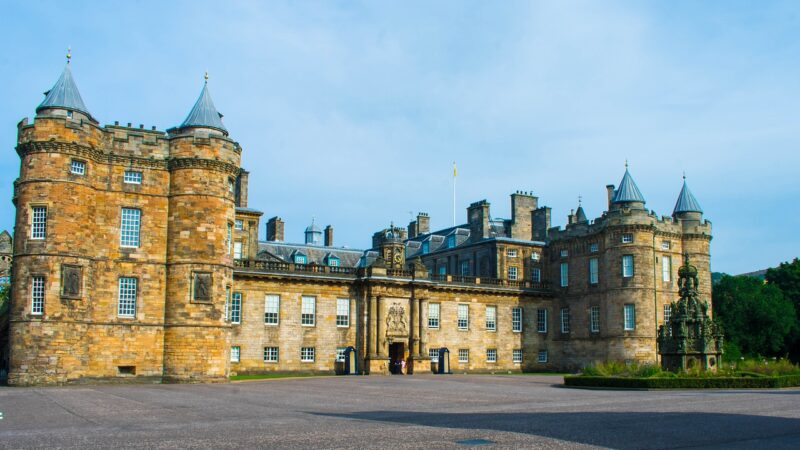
xmin=0 ymin=0 xmax=798 ymax=274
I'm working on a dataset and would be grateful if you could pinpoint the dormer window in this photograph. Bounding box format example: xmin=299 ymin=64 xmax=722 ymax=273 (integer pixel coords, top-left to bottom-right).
xmin=422 ymin=241 xmax=430 ymax=254
xmin=328 ymin=256 xmax=340 ymax=267
xmin=447 ymin=235 xmax=455 ymax=249
xmin=70 ymin=160 xmax=86 ymax=175
xmin=294 ymin=253 xmax=307 ymax=264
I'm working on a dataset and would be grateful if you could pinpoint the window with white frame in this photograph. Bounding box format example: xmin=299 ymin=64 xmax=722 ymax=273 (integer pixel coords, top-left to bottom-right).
xmin=328 ymin=256 xmax=340 ymax=267
xmin=294 ymin=253 xmax=307 ymax=264
xmin=31 ymin=276 xmax=45 ymax=315
xmin=513 ymin=349 xmax=523 ymax=363
xmin=590 ymin=306 xmax=600 ymax=333
xmin=560 ymin=308 xmax=570 ymax=334
xmin=231 ymin=346 xmax=240 ymax=362
xmin=624 ymin=304 xmax=636 ymax=330
xmin=120 ymin=208 xmax=141 ymax=247
xmin=233 ymin=242 xmax=242 ymax=259
xmin=560 ymin=249 xmax=569 ymax=257
xmin=589 ymin=258 xmax=599 ymax=285
xmin=508 ymin=266 xmax=518 ymax=281
xmin=264 ymin=346 xmax=279 ymax=363
xmin=336 ymin=347 xmax=347 ymax=362
xmin=264 ymin=295 xmax=280 ymax=325
xmin=460 ymin=260 xmax=470 ymax=276
xmin=336 ymin=298 xmax=350 ymax=327
xmin=429 ymin=348 xmax=439 ymax=362
xmin=231 ymin=292 xmax=242 ymax=324
xmin=234 ymin=219 xmax=243 ymax=230
xmin=301 ymin=296 xmax=315 ymax=326
xmin=224 ymin=286 xmax=230 ymax=322
xmin=589 ymin=242 xmax=599 ymax=253
xmin=622 ymin=233 xmax=633 ymax=243
xmin=300 ymin=347 xmax=315 ymax=362
xmin=531 ymin=252 xmax=540 ymax=261
xmin=428 ymin=303 xmax=440 ymax=328
xmin=661 ymin=241 xmax=671 ymax=250
xmin=531 ymin=268 xmax=541 ymax=283
xmin=507 ymin=249 xmax=517 ymax=258
xmin=664 ymin=304 xmax=672 ymax=323
xmin=123 ymin=170 xmax=142 ymax=184
xmin=662 ymin=256 xmax=671 ymax=282
xmin=512 ymin=307 xmax=523 ymax=332
xmin=485 ymin=305 xmax=496 ymax=331
xmin=538 ymin=350 xmax=548 ymax=363
xmin=458 ymin=349 xmax=469 ymax=363
xmin=560 ymin=262 xmax=569 ymax=287
xmin=486 ymin=348 xmax=497 ymax=363
xmin=70 ymin=160 xmax=86 ymax=175
xmin=457 ymin=304 xmax=469 ymax=330
xmin=537 ymin=308 xmax=548 ymax=333
xmin=622 ymin=255 xmax=634 ymax=278
xmin=31 ymin=206 xmax=47 ymax=240
xmin=227 ymin=223 xmax=232 ymax=254
xmin=118 ymin=277 xmax=137 ymax=318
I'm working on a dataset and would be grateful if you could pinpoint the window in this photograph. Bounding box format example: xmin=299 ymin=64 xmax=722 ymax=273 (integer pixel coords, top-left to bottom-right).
xmin=421 ymin=241 xmax=429 ymax=254
xmin=507 ymin=249 xmax=517 ymax=258
xmin=438 ymin=265 xmax=447 ymax=276
xmin=264 ymin=346 xmax=279 ymax=363
xmin=31 ymin=206 xmax=47 ymax=239
xmin=458 ymin=349 xmax=469 ymax=363
xmin=328 ymin=256 xmax=340 ymax=267
xmin=508 ymin=266 xmax=518 ymax=281
xmin=622 ymin=233 xmax=633 ymax=243
xmin=447 ymin=235 xmax=455 ymax=248
xmin=120 ymin=208 xmax=141 ymax=247
xmin=538 ymin=350 xmax=548 ymax=363
xmin=300 ymin=347 xmax=315 ymax=362
xmin=486 ymin=349 xmax=497 ymax=363
xmin=118 ymin=277 xmax=137 ymax=318
xmin=590 ymin=306 xmax=600 ymax=333
xmin=457 ymin=304 xmax=469 ymax=330
xmin=294 ymin=254 xmax=307 ymax=264
xmin=589 ymin=243 xmax=599 ymax=253
xmin=224 ymin=286 xmax=230 ymax=322
xmin=531 ymin=252 xmax=540 ymax=261
xmin=228 ymin=178 xmax=235 ymax=194
xmin=661 ymin=241 xmax=671 ymax=250
xmin=560 ymin=308 xmax=570 ymax=334
xmin=123 ymin=170 xmax=142 ymax=184
xmin=460 ymin=260 xmax=470 ymax=276
xmin=231 ymin=292 xmax=242 ymax=324
xmin=589 ymin=258 xmax=599 ymax=285
xmin=66 ymin=110 xmax=73 ymax=118
xmin=664 ymin=304 xmax=672 ymax=323
xmin=234 ymin=219 xmax=244 ymax=230
xmin=560 ymin=263 xmax=569 ymax=287
xmin=624 ymin=304 xmax=636 ymax=331
xmin=429 ymin=348 xmax=439 ymax=362
xmin=70 ymin=160 xmax=86 ymax=175
xmin=531 ymin=268 xmax=541 ymax=283
xmin=485 ymin=306 xmax=496 ymax=331
xmin=537 ymin=308 xmax=548 ymax=333
xmin=301 ymin=296 xmax=315 ymax=326
xmin=227 ymin=223 xmax=233 ymax=254
xmin=512 ymin=307 xmax=522 ymax=332
xmin=231 ymin=346 xmax=240 ymax=363
xmin=264 ymin=295 xmax=280 ymax=325
xmin=513 ymin=349 xmax=523 ymax=363
xmin=662 ymin=256 xmax=671 ymax=282
xmin=31 ymin=276 xmax=45 ymax=315
xmin=622 ymin=255 xmax=634 ymax=278
xmin=336 ymin=347 xmax=347 ymax=362
xmin=560 ymin=249 xmax=569 ymax=257
xmin=336 ymin=298 xmax=350 ymax=327
xmin=233 ymin=242 xmax=242 ymax=259
xmin=428 ymin=303 xmax=440 ymax=328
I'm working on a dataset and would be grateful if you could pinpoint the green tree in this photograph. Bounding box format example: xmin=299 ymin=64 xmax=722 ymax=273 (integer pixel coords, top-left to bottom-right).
xmin=0 ymin=283 xmax=9 ymax=315
xmin=766 ymin=258 xmax=800 ymax=360
xmin=712 ymin=275 xmax=796 ymax=357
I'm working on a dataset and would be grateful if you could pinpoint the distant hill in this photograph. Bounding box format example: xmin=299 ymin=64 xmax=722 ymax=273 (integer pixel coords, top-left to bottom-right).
xmin=711 ymin=272 xmax=726 ymax=284
xmin=712 ymin=269 xmax=767 ymax=284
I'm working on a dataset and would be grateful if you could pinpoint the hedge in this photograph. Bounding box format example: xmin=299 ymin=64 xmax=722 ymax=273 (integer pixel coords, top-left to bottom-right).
xmin=564 ymin=375 xmax=800 ymax=389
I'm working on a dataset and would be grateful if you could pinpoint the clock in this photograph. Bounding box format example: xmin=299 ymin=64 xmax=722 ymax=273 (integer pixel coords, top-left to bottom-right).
xmin=393 ymin=253 xmax=403 ymax=263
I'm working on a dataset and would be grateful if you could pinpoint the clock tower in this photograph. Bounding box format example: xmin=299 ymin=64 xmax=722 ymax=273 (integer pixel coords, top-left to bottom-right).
xmin=371 ymin=223 xmax=407 ymax=270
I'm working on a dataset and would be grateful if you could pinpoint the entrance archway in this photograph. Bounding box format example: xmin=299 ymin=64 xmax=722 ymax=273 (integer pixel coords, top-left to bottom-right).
xmin=389 ymin=342 xmax=405 ymax=374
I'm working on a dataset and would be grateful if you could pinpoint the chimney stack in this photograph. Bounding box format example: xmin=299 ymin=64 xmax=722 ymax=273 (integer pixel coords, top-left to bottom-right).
xmin=266 ymin=217 xmax=284 ymax=242
xmin=606 ymin=185 xmax=615 ymax=210
xmin=417 ymin=212 xmax=430 ymax=234
xmin=324 ymin=225 xmax=334 ymax=247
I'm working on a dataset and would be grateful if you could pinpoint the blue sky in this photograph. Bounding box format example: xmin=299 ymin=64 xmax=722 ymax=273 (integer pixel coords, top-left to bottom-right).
xmin=1 ymin=1 xmax=798 ymax=274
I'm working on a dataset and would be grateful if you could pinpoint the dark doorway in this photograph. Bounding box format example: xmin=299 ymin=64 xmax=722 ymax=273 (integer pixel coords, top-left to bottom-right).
xmin=389 ymin=342 xmax=405 ymax=374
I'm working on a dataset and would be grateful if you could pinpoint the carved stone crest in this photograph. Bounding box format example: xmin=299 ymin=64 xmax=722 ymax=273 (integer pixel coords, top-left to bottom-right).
xmin=385 ymin=302 xmax=407 ymax=334
xmin=193 ymin=272 xmax=212 ymax=301
xmin=61 ymin=265 xmax=82 ymax=299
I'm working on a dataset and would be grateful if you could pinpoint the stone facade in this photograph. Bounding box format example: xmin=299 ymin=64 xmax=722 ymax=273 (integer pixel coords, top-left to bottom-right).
xmin=2 ymin=63 xmax=713 ymax=385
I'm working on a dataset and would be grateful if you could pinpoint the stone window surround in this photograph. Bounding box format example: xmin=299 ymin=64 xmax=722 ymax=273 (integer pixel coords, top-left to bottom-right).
xmin=264 ymin=346 xmax=279 ymax=363
xmin=120 ymin=207 xmax=141 ymax=248
xmin=117 ymin=276 xmax=138 ymax=318
xmin=264 ymin=294 xmax=280 ymax=325
xmin=512 ymin=307 xmax=523 ymax=332
xmin=30 ymin=204 xmax=48 ymax=240
xmin=428 ymin=302 xmax=440 ymax=329
xmin=513 ymin=349 xmax=523 ymax=363
xmin=486 ymin=348 xmax=497 ymax=363
xmin=230 ymin=346 xmax=240 ymax=363
xmin=457 ymin=304 xmax=469 ymax=330
xmin=123 ymin=170 xmax=142 ymax=184
xmin=590 ymin=305 xmax=600 ymax=333
xmin=300 ymin=346 xmax=315 ymax=362
xmin=485 ymin=305 xmax=497 ymax=331
xmin=458 ymin=348 xmax=469 ymax=363
xmin=30 ymin=274 xmax=46 ymax=316
xmin=336 ymin=298 xmax=350 ymax=327
xmin=230 ymin=292 xmax=242 ymax=324
xmin=301 ymin=296 xmax=316 ymax=326
xmin=70 ymin=159 xmax=86 ymax=175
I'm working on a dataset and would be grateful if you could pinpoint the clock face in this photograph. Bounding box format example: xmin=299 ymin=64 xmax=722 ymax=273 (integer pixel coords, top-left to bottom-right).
xmin=393 ymin=253 xmax=403 ymax=263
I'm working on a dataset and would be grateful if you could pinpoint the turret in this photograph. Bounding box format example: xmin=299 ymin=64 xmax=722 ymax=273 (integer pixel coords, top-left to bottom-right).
xmin=610 ymin=163 xmax=646 ymax=211
xmin=35 ymin=49 xmax=96 ymax=124
xmin=672 ymin=175 xmax=703 ymax=224
xmin=305 ymin=219 xmax=322 ymax=245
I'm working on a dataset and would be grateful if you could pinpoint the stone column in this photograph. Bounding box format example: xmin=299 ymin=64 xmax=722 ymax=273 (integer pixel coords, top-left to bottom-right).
xmin=376 ymin=296 xmax=385 ymax=356
xmin=418 ymin=297 xmax=425 ymax=356
xmin=368 ymin=295 xmax=377 ymax=358
xmin=409 ymin=295 xmax=417 ymax=355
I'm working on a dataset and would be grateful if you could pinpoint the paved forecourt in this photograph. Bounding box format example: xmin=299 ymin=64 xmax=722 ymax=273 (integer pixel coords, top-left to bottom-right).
xmin=1 ymin=375 xmax=799 ymax=449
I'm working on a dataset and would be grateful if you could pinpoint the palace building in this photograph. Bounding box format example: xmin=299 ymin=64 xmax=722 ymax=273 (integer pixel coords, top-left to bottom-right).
xmin=1 ymin=57 xmax=712 ymax=385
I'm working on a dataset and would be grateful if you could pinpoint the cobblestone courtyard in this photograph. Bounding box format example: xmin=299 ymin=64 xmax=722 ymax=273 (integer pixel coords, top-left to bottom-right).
xmin=1 ymin=374 xmax=799 ymax=449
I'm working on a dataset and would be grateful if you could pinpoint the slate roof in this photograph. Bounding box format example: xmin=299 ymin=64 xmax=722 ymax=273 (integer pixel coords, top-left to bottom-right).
xmin=257 ymin=241 xmax=375 ymax=268
xmin=179 ymin=81 xmax=228 ymax=135
xmin=612 ymin=168 xmax=646 ymax=204
xmin=673 ymin=180 xmax=703 ymax=214
xmin=575 ymin=206 xmax=588 ymax=223
xmin=37 ymin=64 xmax=92 ymax=118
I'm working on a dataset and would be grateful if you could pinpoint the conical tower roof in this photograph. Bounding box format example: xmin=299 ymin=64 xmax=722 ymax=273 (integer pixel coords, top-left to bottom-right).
xmin=673 ymin=178 xmax=703 ymax=214
xmin=575 ymin=205 xmax=588 ymax=223
xmin=179 ymin=75 xmax=228 ymax=135
xmin=612 ymin=166 xmax=646 ymax=204
xmin=36 ymin=59 xmax=92 ymax=119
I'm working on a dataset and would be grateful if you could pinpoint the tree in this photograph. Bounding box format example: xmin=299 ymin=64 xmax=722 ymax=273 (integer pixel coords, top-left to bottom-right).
xmin=0 ymin=283 xmax=8 ymax=315
xmin=712 ymin=275 xmax=796 ymax=357
xmin=766 ymin=258 xmax=800 ymax=360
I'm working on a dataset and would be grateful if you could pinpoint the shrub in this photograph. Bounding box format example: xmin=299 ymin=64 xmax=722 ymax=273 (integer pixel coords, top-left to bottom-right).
xmin=564 ymin=375 xmax=800 ymax=389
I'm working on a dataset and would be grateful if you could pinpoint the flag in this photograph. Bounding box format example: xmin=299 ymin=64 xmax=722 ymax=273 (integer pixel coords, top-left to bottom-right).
xmin=453 ymin=161 xmax=457 ymax=178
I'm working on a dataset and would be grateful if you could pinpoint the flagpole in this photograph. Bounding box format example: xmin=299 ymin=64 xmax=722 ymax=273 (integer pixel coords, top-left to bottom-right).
xmin=453 ymin=161 xmax=457 ymax=226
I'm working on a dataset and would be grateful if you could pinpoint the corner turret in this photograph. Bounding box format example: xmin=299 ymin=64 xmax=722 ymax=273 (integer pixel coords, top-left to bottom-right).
xmin=673 ymin=175 xmax=703 ymax=223
xmin=611 ymin=163 xmax=646 ymax=210
xmin=35 ymin=49 xmax=96 ymax=123
xmin=169 ymin=73 xmax=228 ymax=137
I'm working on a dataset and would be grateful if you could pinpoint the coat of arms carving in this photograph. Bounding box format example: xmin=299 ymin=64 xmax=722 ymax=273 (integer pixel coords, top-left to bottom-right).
xmin=385 ymin=302 xmax=407 ymax=334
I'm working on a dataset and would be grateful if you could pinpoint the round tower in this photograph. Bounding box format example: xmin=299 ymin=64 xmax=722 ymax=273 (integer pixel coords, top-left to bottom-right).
xmin=672 ymin=176 xmax=712 ymax=311
xmin=162 ymin=75 xmax=240 ymax=382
